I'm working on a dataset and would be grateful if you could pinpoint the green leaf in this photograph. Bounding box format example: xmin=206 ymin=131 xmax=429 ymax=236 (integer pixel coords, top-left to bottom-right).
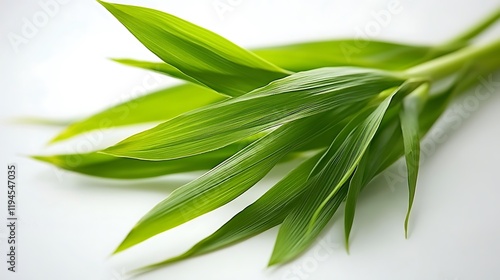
xmin=98 ymin=1 xmax=289 ymax=97
xmin=102 ymin=67 xmax=404 ymax=160
xmin=112 ymin=58 xmax=205 ymax=87
xmin=137 ymin=153 xmax=323 ymax=271
xmin=269 ymin=93 xmax=396 ymax=265
xmin=113 ymin=115 xmax=334 ymax=253
xmin=269 ymin=180 xmax=347 ymax=266
xmin=343 ymin=148 xmax=370 ymax=252
xmin=268 ymin=69 xmax=494 ymax=265
xmin=50 ymin=39 xmax=458 ymax=144
xmin=32 ymin=146 xmax=237 ymax=180
xmin=342 ymin=83 xmax=423 ymax=248
xmin=48 ymin=3 xmax=470 ymax=145
xmin=118 ymin=40 xmax=449 ymax=81
xmin=399 ymin=84 xmax=428 ymax=237
xmin=49 ymin=84 xmax=226 ymax=143
xmin=254 ymin=40 xmax=444 ymax=72
xmin=367 ymin=69 xmax=478 ymax=181
xmin=309 ymin=90 xmax=401 ymax=225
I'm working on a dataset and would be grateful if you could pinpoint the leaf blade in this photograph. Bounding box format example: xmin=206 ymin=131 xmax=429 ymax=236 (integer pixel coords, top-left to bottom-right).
xmin=102 ymin=67 xmax=403 ymax=161
xmin=32 ymin=144 xmax=238 ymax=179
xmin=49 ymin=84 xmax=226 ymax=143
xmin=269 ymin=84 xmax=422 ymax=264
xmin=50 ymin=39 xmax=456 ymax=144
xmin=114 ymin=115 xmax=334 ymax=253
xmin=98 ymin=1 xmax=289 ymax=97
xmin=254 ymin=39 xmax=442 ymax=71
xmin=308 ymin=92 xmax=397 ymax=226
xmin=112 ymin=58 xmax=205 ymax=87
xmin=343 ymin=149 xmax=370 ymax=251
xmin=399 ymin=84 xmax=428 ymax=237
xmin=138 ymin=153 xmax=323 ymax=271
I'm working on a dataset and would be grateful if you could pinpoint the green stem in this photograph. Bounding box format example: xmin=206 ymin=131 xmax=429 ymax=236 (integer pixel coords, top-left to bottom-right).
xmin=405 ymin=39 xmax=500 ymax=80
xmin=445 ymin=7 xmax=500 ymax=45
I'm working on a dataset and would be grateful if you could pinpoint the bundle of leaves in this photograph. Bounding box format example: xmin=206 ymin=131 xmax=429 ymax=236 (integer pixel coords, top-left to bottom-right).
xmin=34 ymin=1 xmax=500 ymax=274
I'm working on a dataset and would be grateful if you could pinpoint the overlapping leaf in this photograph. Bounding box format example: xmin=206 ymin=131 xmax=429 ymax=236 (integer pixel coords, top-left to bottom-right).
xmin=269 ymin=93 xmax=395 ymax=265
xmin=50 ymin=41 xmax=429 ymax=144
xmin=342 ymin=75 xmax=476 ymax=247
xmin=102 ymin=67 xmax=404 ymax=160
xmin=112 ymin=58 xmax=204 ymax=86
xmin=47 ymin=2 xmax=497 ymax=148
xmin=36 ymin=69 xmax=481 ymax=179
xmin=114 ymin=114 xmax=335 ymax=253
xmin=50 ymin=39 xmax=462 ymax=144
xmin=138 ymin=153 xmax=324 ymax=271
xmin=399 ymin=85 xmax=428 ymax=237
xmin=120 ymin=40 xmax=449 ymax=79
xmin=343 ymin=147 xmax=370 ymax=251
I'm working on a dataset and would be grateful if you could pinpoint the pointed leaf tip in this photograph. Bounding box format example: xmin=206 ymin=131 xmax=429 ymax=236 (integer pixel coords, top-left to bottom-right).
xmin=400 ymin=84 xmax=428 ymax=239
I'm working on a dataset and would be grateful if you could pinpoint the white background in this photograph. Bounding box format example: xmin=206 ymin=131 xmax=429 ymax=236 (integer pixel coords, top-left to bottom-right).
xmin=1 ymin=0 xmax=500 ymax=279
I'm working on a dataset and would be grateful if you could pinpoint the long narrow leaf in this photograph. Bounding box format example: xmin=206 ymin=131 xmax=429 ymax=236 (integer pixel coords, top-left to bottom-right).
xmin=399 ymin=85 xmax=428 ymax=237
xmin=138 ymin=153 xmax=323 ymax=271
xmin=253 ymin=40 xmax=450 ymax=72
xmin=112 ymin=58 xmax=204 ymax=86
xmin=118 ymin=40 xmax=452 ymax=80
xmin=32 ymin=145 xmax=239 ymax=179
xmin=114 ymin=115 xmax=334 ymax=253
xmin=309 ymin=93 xmax=399 ymax=226
xmin=50 ymin=40 xmax=458 ymax=144
xmin=343 ymin=149 xmax=370 ymax=251
xmin=98 ymin=1 xmax=289 ymax=97
xmin=269 ymin=182 xmax=347 ymax=265
xmin=102 ymin=67 xmax=404 ymax=160
xmin=269 ymin=94 xmax=395 ymax=265
xmin=49 ymin=84 xmax=225 ymax=143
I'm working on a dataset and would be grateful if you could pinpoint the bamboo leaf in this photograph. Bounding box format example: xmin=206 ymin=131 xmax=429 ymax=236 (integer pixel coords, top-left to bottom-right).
xmin=112 ymin=58 xmax=205 ymax=86
xmin=40 ymin=79 xmax=456 ymax=180
xmin=32 ymin=146 xmax=237 ymax=180
xmin=102 ymin=67 xmax=404 ymax=160
xmin=98 ymin=1 xmax=289 ymax=97
xmin=269 ymin=93 xmax=396 ymax=265
xmin=138 ymin=153 xmax=323 ymax=271
xmin=369 ymin=69 xmax=477 ymax=180
xmin=341 ymin=79 xmax=461 ymax=247
xmin=269 ymin=181 xmax=347 ymax=265
xmin=114 ymin=115 xmax=334 ymax=253
xmin=49 ymin=84 xmax=226 ymax=143
xmin=308 ymin=91 xmax=401 ymax=226
xmin=253 ymin=40 xmax=448 ymax=72
xmin=343 ymin=149 xmax=370 ymax=252
xmin=118 ymin=40 xmax=452 ymax=79
xmin=399 ymin=84 xmax=428 ymax=237
xmin=50 ymin=39 xmax=458 ymax=144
